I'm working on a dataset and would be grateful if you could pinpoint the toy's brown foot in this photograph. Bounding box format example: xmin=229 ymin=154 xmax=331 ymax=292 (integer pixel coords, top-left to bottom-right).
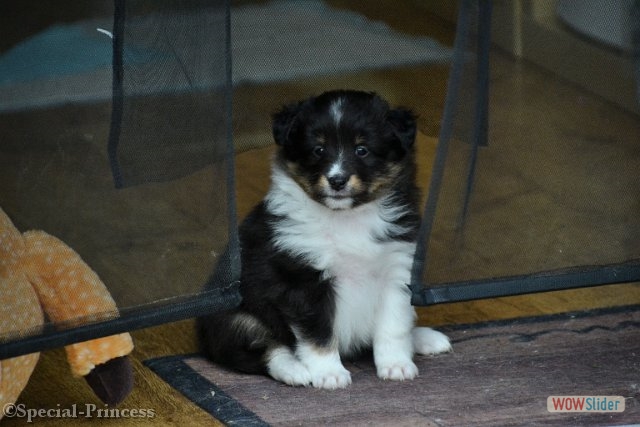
xmin=84 ymin=356 xmax=134 ymax=406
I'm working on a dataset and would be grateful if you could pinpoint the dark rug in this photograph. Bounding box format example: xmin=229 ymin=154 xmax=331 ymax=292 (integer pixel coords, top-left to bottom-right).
xmin=145 ymin=305 xmax=640 ymax=426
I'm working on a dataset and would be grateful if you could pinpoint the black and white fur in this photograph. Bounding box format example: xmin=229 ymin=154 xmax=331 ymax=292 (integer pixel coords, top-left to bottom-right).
xmin=197 ymin=90 xmax=450 ymax=389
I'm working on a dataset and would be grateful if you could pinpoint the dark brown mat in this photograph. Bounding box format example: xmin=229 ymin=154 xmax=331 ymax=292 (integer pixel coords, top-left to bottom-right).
xmin=145 ymin=305 xmax=640 ymax=426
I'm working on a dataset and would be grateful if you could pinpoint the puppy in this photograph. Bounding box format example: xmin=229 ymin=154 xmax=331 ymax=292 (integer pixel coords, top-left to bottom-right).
xmin=197 ymin=90 xmax=451 ymax=389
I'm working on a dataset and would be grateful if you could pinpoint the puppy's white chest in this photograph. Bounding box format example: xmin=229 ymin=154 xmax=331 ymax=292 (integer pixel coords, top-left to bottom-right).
xmin=327 ymin=241 xmax=383 ymax=288
xmin=326 ymin=232 xmax=415 ymax=355
xmin=315 ymin=211 xmax=414 ymax=283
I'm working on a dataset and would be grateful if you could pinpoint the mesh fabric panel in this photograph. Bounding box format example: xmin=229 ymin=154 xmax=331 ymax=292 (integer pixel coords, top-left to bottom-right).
xmin=411 ymin=0 xmax=640 ymax=305
xmin=0 ymin=0 xmax=240 ymax=359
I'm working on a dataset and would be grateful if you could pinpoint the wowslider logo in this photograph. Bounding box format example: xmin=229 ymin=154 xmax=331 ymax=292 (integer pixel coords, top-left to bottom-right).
xmin=547 ymin=396 xmax=625 ymax=413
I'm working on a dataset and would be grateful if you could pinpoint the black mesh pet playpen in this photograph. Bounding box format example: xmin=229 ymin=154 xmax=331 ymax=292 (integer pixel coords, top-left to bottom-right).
xmin=1 ymin=0 xmax=639 ymax=361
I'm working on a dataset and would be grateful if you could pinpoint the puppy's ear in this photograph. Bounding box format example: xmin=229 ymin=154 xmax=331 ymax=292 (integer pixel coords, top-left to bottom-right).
xmin=386 ymin=108 xmax=417 ymax=151
xmin=272 ymin=101 xmax=304 ymax=146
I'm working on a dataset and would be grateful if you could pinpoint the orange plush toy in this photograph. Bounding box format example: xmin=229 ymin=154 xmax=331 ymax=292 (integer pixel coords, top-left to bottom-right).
xmin=0 ymin=207 xmax=134 ymax=416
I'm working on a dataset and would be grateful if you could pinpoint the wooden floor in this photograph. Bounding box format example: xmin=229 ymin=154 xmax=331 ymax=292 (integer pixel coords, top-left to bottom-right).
xmin=4 ymin=1 xmax=639 ymax=426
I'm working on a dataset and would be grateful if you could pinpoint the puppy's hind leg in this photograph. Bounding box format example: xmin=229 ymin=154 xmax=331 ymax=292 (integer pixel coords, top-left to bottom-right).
xmin=197 ymin=311 xmax=312 ymax=386
xmin=412 ymin=327 xmax=452 ymax=355
xmin=265 ymin=346 xmax=312 ymax=387
xmin=295 ymin=341 xmax=351 ymax=389
xmin=197 ymin=310 xmax=271 ymax=375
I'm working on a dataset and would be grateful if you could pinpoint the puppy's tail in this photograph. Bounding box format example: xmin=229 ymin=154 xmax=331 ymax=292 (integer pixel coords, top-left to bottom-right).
xmin=196 ymin=310 xmax=273 ymax=375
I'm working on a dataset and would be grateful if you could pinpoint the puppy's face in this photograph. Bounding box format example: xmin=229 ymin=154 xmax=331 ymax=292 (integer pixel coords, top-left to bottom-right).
xmin=272 ymin=90 xmax=417 ymax=210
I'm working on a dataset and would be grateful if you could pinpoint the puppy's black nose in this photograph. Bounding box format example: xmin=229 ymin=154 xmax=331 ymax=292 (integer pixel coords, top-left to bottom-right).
xmin=328 ymin=175 xmax=348 ymax=191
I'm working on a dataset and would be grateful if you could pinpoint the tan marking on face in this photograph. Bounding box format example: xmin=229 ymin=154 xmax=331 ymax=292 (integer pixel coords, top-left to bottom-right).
xmin=347 ymin=175 xmax=364 ymax=192
xmin=368 ymin=163 xmax=403 ymax=195
xmin=316 ymin=175 xmax=331 ymax=193
xmin=286 ymin=161 xmax=314 ymax=194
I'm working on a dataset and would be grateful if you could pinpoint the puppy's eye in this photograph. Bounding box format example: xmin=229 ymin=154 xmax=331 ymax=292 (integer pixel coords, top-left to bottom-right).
xmin=312 ymin=145 xmax=325 ymax=158
xmin=355 ymin=145 xmax=369 ymax=158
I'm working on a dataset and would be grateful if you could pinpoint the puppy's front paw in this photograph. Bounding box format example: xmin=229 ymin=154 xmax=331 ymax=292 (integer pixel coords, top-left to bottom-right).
xmin=412 ymin=327 xmax=452 ymax=355
xmin=309 ymin=366 xmax=352 ymax=389
xmin=374 ymin=334 xmax=418 ymax=381
xmin=377 ymin=360 xmax=418 ymax=381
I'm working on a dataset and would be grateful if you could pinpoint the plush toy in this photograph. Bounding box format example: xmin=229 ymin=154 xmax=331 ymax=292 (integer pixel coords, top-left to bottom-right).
xmin=0 ymin=207 xmax=134 ymax=417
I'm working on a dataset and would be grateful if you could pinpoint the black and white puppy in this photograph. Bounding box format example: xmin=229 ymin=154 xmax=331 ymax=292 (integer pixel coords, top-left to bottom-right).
xmin=197 ymin=90 xmax=451 ymax=389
